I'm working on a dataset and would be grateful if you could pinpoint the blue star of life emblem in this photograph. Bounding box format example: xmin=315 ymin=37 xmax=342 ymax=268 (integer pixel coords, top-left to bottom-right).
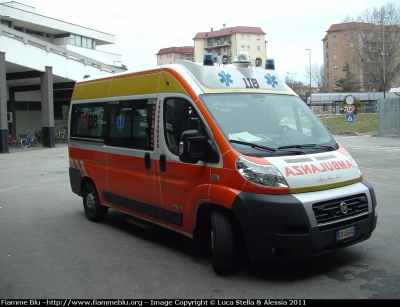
xmin=116 ymin=114 xmax=124 ymax=131
xmin=264 ymin=74 xmax=278 ymax=88
xmin=218 ymin=71 xmax=233 ymax=86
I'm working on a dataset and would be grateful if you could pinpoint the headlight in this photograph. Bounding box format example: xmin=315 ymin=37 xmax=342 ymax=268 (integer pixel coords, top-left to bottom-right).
xmin=236 ymin=156 xmax=289 ymax=188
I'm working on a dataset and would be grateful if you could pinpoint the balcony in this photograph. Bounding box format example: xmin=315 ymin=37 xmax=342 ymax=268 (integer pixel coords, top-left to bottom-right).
xmin=204 ymin=40 xmax=231 ymax=49
xmin=208 ymin=52 xmax=232 ymax=58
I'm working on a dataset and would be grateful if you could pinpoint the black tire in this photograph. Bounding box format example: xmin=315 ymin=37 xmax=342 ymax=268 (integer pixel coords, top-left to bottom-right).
xmin=210 ymin=210 xmax=235 ymax=275
xmin=32 ymin=138 xmax=39 ymax=147
xmin=21 ymin=138 xmax=28 ymax=149
xmin=82 ymin=182 xmax=108 ymax=222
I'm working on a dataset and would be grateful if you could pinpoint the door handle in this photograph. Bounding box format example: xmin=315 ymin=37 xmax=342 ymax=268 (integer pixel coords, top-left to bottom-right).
xmin=144 ymin=152 xmax=150 ymax=169
xmin=160 ymin=154 xmax=166 ymax=172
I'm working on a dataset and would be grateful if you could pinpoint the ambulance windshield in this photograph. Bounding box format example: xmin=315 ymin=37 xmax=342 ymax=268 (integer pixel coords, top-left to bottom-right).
xmin=201 ymin=93 xmax=336 ymax=155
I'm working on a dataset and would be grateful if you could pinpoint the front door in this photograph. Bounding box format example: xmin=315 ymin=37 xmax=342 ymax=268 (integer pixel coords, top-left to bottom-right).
xmin=154 ymin=96 xmax=212 ymax=234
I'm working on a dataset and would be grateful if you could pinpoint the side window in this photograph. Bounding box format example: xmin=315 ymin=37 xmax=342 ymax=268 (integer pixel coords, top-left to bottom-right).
xmin=70 ymin=103 xmax=105 ymax=140
xmin=164 ymin=98 xmax=208 ymax=154
xmin=106 ymin=99 xmax=155 ymax=150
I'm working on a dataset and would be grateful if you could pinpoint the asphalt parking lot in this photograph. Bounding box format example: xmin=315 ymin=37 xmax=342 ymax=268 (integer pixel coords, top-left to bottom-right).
xmin=1 ymin=136 xmax=399 ymax=299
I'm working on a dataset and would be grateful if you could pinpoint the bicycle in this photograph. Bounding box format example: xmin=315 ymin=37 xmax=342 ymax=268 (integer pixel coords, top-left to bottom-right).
xmin=34 ymin=129 xmax=43 ymax=143
xmin=20 ymin=130 xmax=39 ymax=149
xmin=55 ymin=126 xmax=68 ymax=142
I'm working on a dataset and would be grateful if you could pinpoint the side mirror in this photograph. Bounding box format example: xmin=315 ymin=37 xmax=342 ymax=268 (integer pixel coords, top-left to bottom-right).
xmin=179 ymin=130 xmax=219 ymax=164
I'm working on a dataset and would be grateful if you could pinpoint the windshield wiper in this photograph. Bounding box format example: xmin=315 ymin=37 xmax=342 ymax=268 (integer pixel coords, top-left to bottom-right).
xmin=278 ymin=144 xmax=337 ymax=151
xmin=229 ymin=140 xmax=276 ymax=152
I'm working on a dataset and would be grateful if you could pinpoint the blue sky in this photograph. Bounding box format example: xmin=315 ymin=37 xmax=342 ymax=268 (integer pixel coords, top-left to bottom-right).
xmin=18 ymin=0 xmax=391 ymax=85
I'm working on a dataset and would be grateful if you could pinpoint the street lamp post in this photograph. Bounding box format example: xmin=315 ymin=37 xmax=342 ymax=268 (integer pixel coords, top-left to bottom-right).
xmin=287 ymin=72 xmax=297 ymax=90
xmin=305 ymin=49 xmax=311 ymax=97
xmin=382 ymin=15 xmax=389 ymax=98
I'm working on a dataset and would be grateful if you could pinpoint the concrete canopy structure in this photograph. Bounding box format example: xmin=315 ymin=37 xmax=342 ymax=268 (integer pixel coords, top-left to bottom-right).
xmin=0 ymin=1 xmax=126 ymax=153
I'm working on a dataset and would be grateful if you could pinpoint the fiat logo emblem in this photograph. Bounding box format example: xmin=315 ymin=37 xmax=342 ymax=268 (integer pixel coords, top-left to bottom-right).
xmin=340 ymin=202 xmax=348 ymax=214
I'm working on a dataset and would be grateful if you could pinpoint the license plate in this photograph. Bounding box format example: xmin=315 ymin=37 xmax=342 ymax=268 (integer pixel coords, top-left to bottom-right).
xmin=336 ymin=226 xmax=356 ymax=241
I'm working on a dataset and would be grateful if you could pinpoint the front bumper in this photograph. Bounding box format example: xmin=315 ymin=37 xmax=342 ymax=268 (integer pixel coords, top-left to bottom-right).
xmin=231 ymin=180 xmax=377 ymax=261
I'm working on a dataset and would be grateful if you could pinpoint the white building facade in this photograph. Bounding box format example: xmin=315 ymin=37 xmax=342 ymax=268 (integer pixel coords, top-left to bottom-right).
xmin=193 ymin=25 xmax=267 ymax=65
xmin=0 ymin=1 xmax=125 ymax=153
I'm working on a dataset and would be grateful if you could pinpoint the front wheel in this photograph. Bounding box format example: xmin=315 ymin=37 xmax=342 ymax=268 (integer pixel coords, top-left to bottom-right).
xmin=210 ymin=211 xmax=236 ymax=275
xmin=82 ymin=182 xmax=108 ymax=222
xmin=21 ymin=138 xmax=28 ymax=148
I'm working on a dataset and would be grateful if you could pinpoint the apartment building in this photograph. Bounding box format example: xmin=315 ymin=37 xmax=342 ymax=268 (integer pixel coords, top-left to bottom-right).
xmin=0 ymin=1 xmax=125 ymax=153
xmin=193 ymin=24 xmax=266 ymax=64
xmin=323 ymin=22 xmax=399 ymax=93
xmin=156 ymin=46 xmax=194 ymax=65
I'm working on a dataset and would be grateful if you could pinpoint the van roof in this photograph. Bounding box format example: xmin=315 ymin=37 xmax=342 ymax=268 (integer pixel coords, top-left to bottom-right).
xmin=73 ymin=54 xmax=295 ymax=99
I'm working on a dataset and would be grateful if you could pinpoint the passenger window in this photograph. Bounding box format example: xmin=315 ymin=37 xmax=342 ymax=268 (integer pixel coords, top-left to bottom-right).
xmin=70 ymin=104 xmax=105 ymax=139
xmin=164 ymin=98 xmax=208 ymax=154
xmin=106 ymin=99 xmax=155 ymax=150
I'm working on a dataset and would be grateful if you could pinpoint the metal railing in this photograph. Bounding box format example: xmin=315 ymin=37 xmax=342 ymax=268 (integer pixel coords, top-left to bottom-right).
xmin=0 ymin=25 xmax=124 ymax=74
xmin=204 ymin=41 xmax=232 ymax=48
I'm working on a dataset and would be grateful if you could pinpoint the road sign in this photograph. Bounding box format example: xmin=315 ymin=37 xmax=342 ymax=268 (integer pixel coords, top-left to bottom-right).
xmin=346 ymin=114 xmax=355 ymax=122
xmin=346 ymin=96 xmax=354 ymax=105
xmin=346 ymin=105 xmax=356 ymax=114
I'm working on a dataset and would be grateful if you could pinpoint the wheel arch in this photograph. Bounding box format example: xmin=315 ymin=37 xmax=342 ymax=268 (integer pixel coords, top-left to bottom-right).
xmin=191 ymin=201 xmax=246 ymax=255
xmin=81 ymin=176 xmax=97 ymax=197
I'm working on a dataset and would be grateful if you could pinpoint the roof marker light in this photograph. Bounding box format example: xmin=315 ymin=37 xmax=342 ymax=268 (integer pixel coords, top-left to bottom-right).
xmin=216 ymin=55 xmax=229 ymax=65
xmin=251 ymin=57 xmax=263 ymax=67
xmin=233 ymin=51 xmax=250 ymax=67
xmin=203 ymin=53 xmax=214 ymax=66
xmin=265 ymin=58 xmax=275 ymax=70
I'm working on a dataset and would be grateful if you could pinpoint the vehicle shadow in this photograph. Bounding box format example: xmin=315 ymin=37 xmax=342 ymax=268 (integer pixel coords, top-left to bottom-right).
xmin=93 ymin=209 xmax=364 ymax=280
xmin=238 ymin=250 xmax=363 ymax=281
xmin=98 ymin=209 xmax=193 ymax=255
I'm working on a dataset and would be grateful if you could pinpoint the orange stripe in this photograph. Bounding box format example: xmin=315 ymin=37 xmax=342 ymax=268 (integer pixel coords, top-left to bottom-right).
xmin=161 ymin=67 xmax=198 ymax=101
xmin=112 ymin=69 xmax=161 ymax=79
xmin=75 ymin=76 xmax=113 ymax=85
xmin=75 ymin=69 xmax=162 ymax=85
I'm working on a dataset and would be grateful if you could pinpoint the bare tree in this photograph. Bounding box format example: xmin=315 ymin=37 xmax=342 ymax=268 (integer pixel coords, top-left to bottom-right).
xmin=284 ymin=75 xmax=292 ymax=88
xmin=341 ymin=2 xmax=400 ymax=94
xmin=304 ymin=63 xmax=329 ymax=93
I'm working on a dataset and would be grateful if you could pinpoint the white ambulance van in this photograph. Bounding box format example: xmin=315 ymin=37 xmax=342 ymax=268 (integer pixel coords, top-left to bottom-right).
xmin=68 ymin=52 xmax=377 ymax=275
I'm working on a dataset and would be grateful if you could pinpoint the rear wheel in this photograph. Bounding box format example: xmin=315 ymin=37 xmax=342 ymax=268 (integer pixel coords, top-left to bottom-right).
xmin=21 ymin=138 xmax=28 ymax=148
xmin=32 ymin=138 xmax=39 ymax=147
xmin=210 ymin=210 xmax=236 ymax=275
xmin=37 ymin=132 xmax=43 ymax=143
xmin=82 ymin=182 xmax=108 ymax=222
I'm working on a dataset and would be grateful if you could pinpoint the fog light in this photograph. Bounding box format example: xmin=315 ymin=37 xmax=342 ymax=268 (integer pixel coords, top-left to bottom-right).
xmin=271 ymin=247 xmax=277 ymax=254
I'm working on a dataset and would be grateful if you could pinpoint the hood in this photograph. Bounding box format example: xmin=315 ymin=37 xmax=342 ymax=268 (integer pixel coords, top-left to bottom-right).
xmin=266 ymin=151 xmax=362 ymax=193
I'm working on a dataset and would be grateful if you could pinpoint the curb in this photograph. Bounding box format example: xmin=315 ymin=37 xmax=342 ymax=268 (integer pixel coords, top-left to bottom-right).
xmin=370 ymin=133 xmax=400 ymax=138
xmin=337 ymin=131 xmax=400 ymax=138
xmin=338 ymin=132 xmax=361 ymax=136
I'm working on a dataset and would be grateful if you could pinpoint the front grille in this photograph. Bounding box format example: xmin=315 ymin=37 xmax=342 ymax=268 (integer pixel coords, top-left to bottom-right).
xmin=314 ymin=154 xmax=337 ymax=161
xmin=312 ymin=194 xmax=369 ymax=231
xmin=283 ymin=157 xmax=313 ymax=163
